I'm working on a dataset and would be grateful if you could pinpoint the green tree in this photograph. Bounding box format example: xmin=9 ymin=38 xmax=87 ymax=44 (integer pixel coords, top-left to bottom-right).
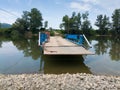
xmin=44 ymin=21 xmax=48 ymax=29
xmin=112 ymin=9 xmax=120 ymax=35
xmin=82 ymin=12 xmax=92 ymax=35
xmin=61 ymin=12 xmax=91 ymax=34
xmin=12 ymin=8 xmax=43 ymax=34
xmin=22 ymin=11 xmax=30 ymax=31
xmin=76 ymin=13 xmax=81 ymax=30
xmin=102 ymin=15 xmax=110 ymax=34
xmin=59 ymin=23 xmax=64 ymax=30
xmin=69 ymin=12 xmax=76 ymax=31
xmin=95 ymin=14 xmax=110 ymax=35
xmin=61 ymin=12 xmax=82 ymax=34
xmin=12 ymin=11 xmax=30 ymax=34
xmin=62 ymin=15 xmax=70 ymax=33
xmin=12 ymin=18 xmax=25 ymax=34
xmin=29 ymin=8 xmax=43 ymax=33
xmin=0 ymin=22 xmax=1 ymax=29
xmin=95 ymin=15 xmax=103 ymax=30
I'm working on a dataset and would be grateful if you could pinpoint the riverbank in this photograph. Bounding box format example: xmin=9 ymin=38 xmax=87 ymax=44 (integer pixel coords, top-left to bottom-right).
xmin=0 ymin=73 xmax=120 ymax=90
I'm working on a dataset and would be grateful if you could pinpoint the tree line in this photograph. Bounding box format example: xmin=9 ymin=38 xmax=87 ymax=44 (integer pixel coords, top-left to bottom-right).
xmin=60 ymin=11 xmax=92 ymax=35
xmin=0 ymin=8 xmax=120 ymax=37
xmin=60 ymin=9 xmax=120 ymax=36
xmin=0 ymin=8 xmax=47 ymax=37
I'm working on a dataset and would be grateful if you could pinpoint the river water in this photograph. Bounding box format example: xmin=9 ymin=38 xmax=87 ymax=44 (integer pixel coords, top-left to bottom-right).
xmin=0 ymin=36 xmax=120 ymax=75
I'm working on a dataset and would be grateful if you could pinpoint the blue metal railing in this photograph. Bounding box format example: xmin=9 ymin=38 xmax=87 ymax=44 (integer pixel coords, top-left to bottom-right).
xmin=65 ymin=34 xmax=84 ymax=45
xmin=65 ymin=34 xmax=92 ymax=47
xmin=38 ymin=32 xmax=92 ymax=48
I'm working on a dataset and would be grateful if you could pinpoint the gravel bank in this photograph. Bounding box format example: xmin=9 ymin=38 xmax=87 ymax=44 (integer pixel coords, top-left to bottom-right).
xmin=0 ymin=73 xmax=120 ymax=90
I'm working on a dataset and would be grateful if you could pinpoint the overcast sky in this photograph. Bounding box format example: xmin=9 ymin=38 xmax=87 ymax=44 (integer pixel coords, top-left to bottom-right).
xmin=0 ymin=0 xmax=120 ymax=29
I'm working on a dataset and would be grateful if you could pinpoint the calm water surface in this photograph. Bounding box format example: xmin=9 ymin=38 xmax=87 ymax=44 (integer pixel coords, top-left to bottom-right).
xmin=0 ymin=36 xmax=120 ymax=75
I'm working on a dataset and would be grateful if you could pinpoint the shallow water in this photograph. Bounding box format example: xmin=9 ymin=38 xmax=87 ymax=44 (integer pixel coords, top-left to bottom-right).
xmin=0 ymin=36 xmax=120 ymax=75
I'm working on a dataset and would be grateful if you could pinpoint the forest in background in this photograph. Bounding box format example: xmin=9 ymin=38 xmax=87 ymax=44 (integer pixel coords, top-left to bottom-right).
xmin=60 ymin=9 xmax=120 ymax=36
xmin=0 ymin=8 xmax=120 ymax=38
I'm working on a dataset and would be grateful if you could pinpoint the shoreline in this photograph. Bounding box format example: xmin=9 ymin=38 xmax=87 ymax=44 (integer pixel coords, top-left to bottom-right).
xmin=0 ymin=73 xmax=120 ymax=90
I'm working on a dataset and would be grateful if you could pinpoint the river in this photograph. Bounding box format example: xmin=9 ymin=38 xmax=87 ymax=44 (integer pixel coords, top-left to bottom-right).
xmin=0 ymin=36 xmax=120 ymax=75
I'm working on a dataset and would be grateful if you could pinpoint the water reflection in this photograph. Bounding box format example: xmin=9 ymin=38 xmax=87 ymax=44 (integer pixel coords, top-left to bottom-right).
xmin=0 ymin=36 xmax=120 ymax=75
xmin=94 ymin=36 xmax=110 ymax=55
xmin=12 ymin=37 xmax=41 ymax=60
xmin=0 ymin=42 xmax=2 ymax=48
xmin=109 ymin=37 xmax=120 ymax=61
xmin=40 ymin=55 xmax=91 ymax=74
xmin=93 ymin=36 xmax=120 ymax=61
xmin=0 ymin=36 xmax=11 ymax=48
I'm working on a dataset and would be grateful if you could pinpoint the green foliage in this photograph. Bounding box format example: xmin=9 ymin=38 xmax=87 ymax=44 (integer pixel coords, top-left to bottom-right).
xmin=112 ymin=9 xmax=120 ymax=35
xmin=81 ymin=12 xmax=92 ymax=35
xmin=77 ymin=12 xmax=81 ymax=30
xmin=62 ymin=15 xmax=69 ymax=32
xmin=0 ymin=23 xmax=1 ymax=28
xmin=61 ymin=12 xmax=92 ymax=35
xmin=56 ymin=30 xmax=65 ymax=34
xmin=22 ymin=11 xmax=30 ymax=31
xmin=29 ymin=8 xmax=43 ymax=33
xmin=12 ymin=8 xmax=43 ymax=34
xmin=50 ymin=30 xmax=55 ymax=36
xmin=44 ymin=21 xmax=48 ymax=29
xmin=12 ymin=18 xmax=27 ymax=34
xmin=0 ymin=28 xmax=11 ymax=35
xmin=61 ymin=12 xmax=82 ymax=34
xmin=11 ymin=30 xmax=20 ymax=40
xmin=95 ymin=14 xmax=110 ymax=35
xmin=59 ymin=23 xmax=64 ymax=30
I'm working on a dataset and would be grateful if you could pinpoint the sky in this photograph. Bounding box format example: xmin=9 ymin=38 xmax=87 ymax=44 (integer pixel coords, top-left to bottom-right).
xmin=0 ymin=0 xmax=120 ymax=29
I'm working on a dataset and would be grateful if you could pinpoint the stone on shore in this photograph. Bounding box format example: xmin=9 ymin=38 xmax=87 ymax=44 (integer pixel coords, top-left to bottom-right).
xmin=0 ymin=73 xmax=120 ymax=90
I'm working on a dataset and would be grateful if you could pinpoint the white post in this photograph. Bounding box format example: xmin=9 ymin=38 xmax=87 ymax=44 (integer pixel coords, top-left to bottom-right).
xmin=38 ymin=32 xmax=40 ymax=46
xmin=83 ymin=34 xmax=92 ymax=48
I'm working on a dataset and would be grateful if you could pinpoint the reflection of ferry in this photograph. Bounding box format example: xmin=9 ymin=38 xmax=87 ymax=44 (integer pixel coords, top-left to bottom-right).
xmin=40 ymin=55 xmax=91 ymax=74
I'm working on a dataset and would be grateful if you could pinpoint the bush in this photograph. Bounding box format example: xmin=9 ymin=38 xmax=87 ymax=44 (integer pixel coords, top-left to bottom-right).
xmin=0 ymin=28 xmax=11 ymax=35
xmin=11 ymin=30 xmax=20 ymax=40
xmin=50 ymin=31 xmax=55 ymax=36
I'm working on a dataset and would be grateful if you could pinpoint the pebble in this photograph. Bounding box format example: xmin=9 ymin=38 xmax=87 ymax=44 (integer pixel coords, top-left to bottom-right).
xmin=0 ymin=73 xmax=120 ymax=90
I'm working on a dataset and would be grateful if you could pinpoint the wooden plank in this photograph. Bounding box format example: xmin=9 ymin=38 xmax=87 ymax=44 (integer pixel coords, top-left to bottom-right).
xmin=44 ymin=36 xmax=94 ymax=55
xmin=45 ymin=36 xmax=77 ymax=47
xmin=44 ymin=46 xmax=94 ymax=55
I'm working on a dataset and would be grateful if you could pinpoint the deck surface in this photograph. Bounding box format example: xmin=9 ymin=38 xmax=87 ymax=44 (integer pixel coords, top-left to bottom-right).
xmin=44 ymin=36 xmax=94 ymax=55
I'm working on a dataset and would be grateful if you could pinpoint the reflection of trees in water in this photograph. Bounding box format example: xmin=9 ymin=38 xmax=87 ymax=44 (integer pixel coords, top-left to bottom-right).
xmin=93 ymin=36 xmax=120 ymax=61
xmin=0 ymin=41 xmax=2 ymax=48
xmin=12 ymin=37 xmax=41 ymax=60
xmin=109 ymin=37 xmax=120 ymax=61
xmin=0 ymin=36 xmax=12 ymax=48
xmin=94 ymin=36 xmax=110 ymax=55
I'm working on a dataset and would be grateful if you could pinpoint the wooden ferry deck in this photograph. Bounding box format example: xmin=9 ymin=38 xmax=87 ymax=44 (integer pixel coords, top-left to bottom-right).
xmin=43 ymin=36 xmax=94 ymax=55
